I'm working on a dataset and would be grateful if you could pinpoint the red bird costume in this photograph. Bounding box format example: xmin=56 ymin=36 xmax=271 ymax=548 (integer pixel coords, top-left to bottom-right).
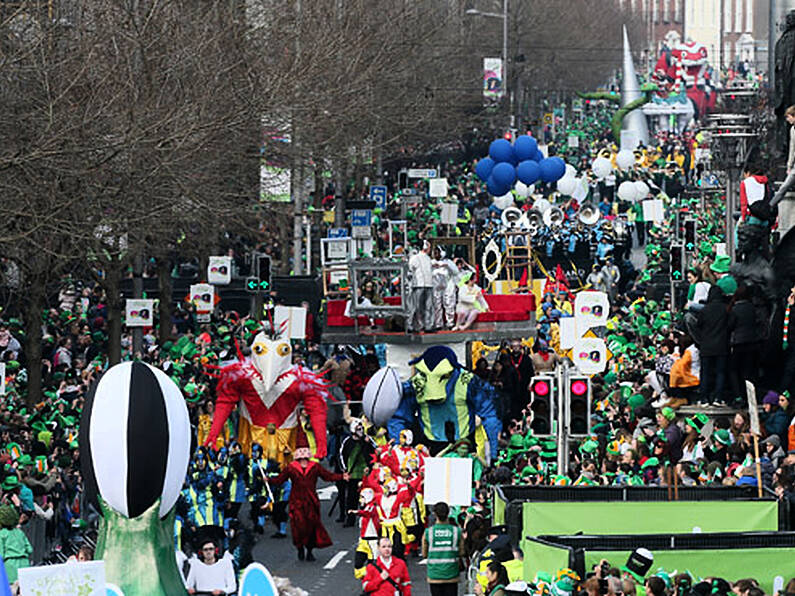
xmin=206 ymin=332 xmax=329 ymax=458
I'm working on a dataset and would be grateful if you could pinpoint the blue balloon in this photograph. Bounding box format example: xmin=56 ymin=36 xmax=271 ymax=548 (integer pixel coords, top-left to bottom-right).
xmin=486 ymin=175 xmax=510 ymax=197
xmin=532 ymin=148 xmax=544 ymax=162
xmin=475 ymin=157 xmax=495 ymax=182
xmin=489 ymin=138 xmax=515 ymax=163
xmin=516 ymin=160 xmax=540 ymax=185
xmin=539 ymin=157 xmax=566 ymax=182
xmin=549 ymin=156 xmax=566 ymax=180
xmin=514 ymin=136 xmax=538 ymax=161
xmin=491 ymin=162 xmax=517 ymax=187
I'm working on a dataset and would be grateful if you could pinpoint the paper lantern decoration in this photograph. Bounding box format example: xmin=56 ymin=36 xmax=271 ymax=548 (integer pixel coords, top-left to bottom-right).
xmin=492 ymin=162 xmax=517 ymax=187
xmin=634 ymin=180 xmax=650 ymax=199
xmin=81 ymin=361 xmax=190 ymax=519
xmin=556 ymin=176 xmax=577 ymax=196
xmin=564 ymin=164 xmax=577 ymax=179
xmin=514 ymin=135 xmax=538 ymax=161
xmin=517 ymin=160 xmax=540 ymax=185
xmin=616 ymin=150 xmax=635 ymax=170
xmin=489 ymin=138 xmax=515 ymax=163
xmin=617 ymin=181 xmax=638 ymax=202
xmin=591 ymin=157 xmax=612 ymax=179
xmin=572 ymin=177 xmax=589 ymax=201
xmin=363 ymin=367 xmax=403 ymax=427
xmin=475 ymin=157 xmax=495 ymax=182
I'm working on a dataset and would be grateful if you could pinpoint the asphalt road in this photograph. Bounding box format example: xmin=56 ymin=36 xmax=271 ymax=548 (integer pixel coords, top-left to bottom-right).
xmin=250 ymin=482 xmax=437 ymax=595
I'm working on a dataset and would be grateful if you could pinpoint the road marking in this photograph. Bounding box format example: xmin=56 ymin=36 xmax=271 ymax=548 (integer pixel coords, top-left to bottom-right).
xmin=317 ymin=486 xmax=338 ymax=501
xmin=324 ymin=549 xmax=348 ymax=570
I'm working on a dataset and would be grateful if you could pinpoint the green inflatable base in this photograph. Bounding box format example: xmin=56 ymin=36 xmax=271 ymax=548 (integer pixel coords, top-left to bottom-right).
xmin=95 ymin=498 xmax=188 ymax=596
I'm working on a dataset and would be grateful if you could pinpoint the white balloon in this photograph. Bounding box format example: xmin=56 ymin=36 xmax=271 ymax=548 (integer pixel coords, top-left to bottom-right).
xmin=533 ymin=198 xmax=551 ymax=214
xmin=633 ymin=180 xmax=650 ymax=200
xmin=556 ymin=176 xmax=577 ymax=196
xmin=564 ymin=164 xmax=577 ymax=179
xmin=616 ymin=150 xmax=635 ymax=170
xmin=572 ymin=177 xmax=589 ymax=201
xmin=617 ymin=180 xmax=638 ymax=202
xmin=493 ymin=193 xmax=514 ymax=210
xmin=514 ymin=181 xmax=530 ymax=198
xmin=591 ymin=157 xmax=612 ymax=179
xmin=363 ymin=367 xmax=403 ymax=426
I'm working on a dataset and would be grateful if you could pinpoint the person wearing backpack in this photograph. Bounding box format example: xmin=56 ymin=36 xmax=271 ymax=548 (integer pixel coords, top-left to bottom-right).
xmin=422 ymin=501 xmax=465 ymax=596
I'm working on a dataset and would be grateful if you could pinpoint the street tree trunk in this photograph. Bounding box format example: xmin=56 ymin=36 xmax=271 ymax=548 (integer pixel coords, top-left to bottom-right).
xmin=158 ymin=258 xmax=173 ymax=345
xmin=21 ymin=286 xmax=44 ymax=407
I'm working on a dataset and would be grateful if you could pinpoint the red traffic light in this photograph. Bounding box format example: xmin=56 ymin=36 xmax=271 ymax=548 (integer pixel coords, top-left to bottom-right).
xmin=571 ymin=379 xmax=588 ymax=396
xmin=532 ymin=379 xmax=550 ymax=397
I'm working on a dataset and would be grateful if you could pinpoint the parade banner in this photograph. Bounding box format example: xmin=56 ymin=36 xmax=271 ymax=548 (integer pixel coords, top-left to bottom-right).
xmin=583 ymin=549 xmax=793 ymax=595
xmin=19 ymin=561 xmax=106 ymax=596
xmin=483 ymin=57 xmax=503 ymax=101
xmin=424 ymin=457 xmax=472 ymax=506
xmin=522 ymin=501 xmax=777 ymax=538
xmin=522 ymin=539 xmax=571 ymax=586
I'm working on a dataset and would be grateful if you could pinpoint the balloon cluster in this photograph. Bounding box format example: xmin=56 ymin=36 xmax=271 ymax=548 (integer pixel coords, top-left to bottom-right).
xmin=475 ymin=137 xmax=566 ymax=197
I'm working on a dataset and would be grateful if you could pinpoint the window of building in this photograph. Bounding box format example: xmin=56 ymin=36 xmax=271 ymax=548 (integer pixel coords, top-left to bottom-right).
xmin=662 ymin=0 xmax=670 ymax=23
xmin=674 ymin=0 xmax=682 ymax=23
xmin=745 ymin=0 xmax=752 ymax=32
xmin=724 ymin=0 xmax=732 ymax=33
xmin=734 ymin=0 xmax=742 ymax=32
xmin=653 ymin=0 xmax=659 ymax=24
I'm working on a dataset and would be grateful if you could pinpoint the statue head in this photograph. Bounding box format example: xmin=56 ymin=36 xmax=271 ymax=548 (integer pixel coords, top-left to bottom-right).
xmin=250 ymin=331 xmax=292 ymax=393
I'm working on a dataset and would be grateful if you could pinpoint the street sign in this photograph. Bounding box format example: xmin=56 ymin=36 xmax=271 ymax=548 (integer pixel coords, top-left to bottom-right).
xmin=369 ymin=185 xmax=388 ymax=210
xmin=351 ymin=209 xmax=372 ymax=227
xmin=345 ymin=200 xmax=376 ymax=210
xmin=407 ymin=168 xmax=438 ymax=179
xmin=351 ymin=225 xmax=371 ymax=239
xmin=125 ymin=299 xmax=154 ymax=327
xmin=328 ymin=227 xmax=348 ymax=239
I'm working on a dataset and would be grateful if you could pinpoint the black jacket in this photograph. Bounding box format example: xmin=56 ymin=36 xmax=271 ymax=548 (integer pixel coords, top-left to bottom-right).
xmin=729 ymin=299 xmax=759 ymax=347
xmin=696 ymin=286 xmax=735 ymax=357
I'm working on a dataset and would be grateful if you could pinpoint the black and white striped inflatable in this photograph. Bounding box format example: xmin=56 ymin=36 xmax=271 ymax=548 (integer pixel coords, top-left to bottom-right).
xmin=80 ymin=361 xmax=190 ymax=519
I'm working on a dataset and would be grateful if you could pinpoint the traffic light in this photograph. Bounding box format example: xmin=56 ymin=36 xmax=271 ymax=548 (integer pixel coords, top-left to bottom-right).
xmin=568 ymin=376 xmax=591 ymax=436
xmin=256 ymin=254 xmax=271 ymax=291
xmin=669 ymin=244 xmax=684 ymax=282
xmin=245 ymin=277 xmax=259 ymax=293
xmin=683 ymin=218 xmax=697 ymax=253
xmin=529 ymin=376 xmax=555 ymax=436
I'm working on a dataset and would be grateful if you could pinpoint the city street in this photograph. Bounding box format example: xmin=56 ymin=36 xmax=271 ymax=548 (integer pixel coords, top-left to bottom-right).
xmin=252 ymin=484 xmax=435 ymax=595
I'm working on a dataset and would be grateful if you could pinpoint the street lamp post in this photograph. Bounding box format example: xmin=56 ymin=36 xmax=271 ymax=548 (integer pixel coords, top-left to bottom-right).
xmin=466 ymin=0 xmax=511 ymax=128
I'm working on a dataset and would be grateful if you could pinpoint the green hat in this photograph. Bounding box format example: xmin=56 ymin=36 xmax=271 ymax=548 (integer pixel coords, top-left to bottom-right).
xmin=685 ymin=413 xmax=708 ymax=433
xmin=520 ymin=465 xmax=539 ymax=478
xmin=716 ymin=275 xmax=737 ymax=296
xmin=710 ymin=254 xmax=731 ymax=274
xmin=161 ymin=341 xmax=174 ymax=352
xmin=627 ymin=394 xmax=645 ymax=411
xmin=603 ymin=371 xmax=617 ymax=386
xmin=713 ymin=429 xmax=731 ymax=445
xmin=16 ymin=454 xmax=32 ymax=468
xmin=579 ymin=439 xmax=599 ymax=455
xmin=1 ymin=475 xmax=19 ymax=491
xmin=656 ymin=430 xmax=668 ymax=443
xmin=0 ymin=504 xmax=18 ymax=528
xmin=660 ymin=406 xmax=676 ymax=421
xmin=5 ymin=361 xmax=19 ymax=373
xmin=641 ymin=457 xmax=659 ymax=470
